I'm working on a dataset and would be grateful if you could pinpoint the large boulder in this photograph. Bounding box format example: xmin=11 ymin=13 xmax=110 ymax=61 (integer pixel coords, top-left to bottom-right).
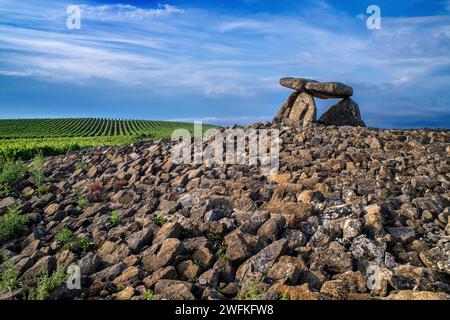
xmin=318 ymin=98 xmax=366 ymax=127
xmin=304 ymin=81 xmax=353 ymax=99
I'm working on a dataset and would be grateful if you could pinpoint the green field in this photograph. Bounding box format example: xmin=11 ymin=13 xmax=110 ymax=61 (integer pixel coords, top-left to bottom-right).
xmin=0 ymin=118 xmax=216 ymax=159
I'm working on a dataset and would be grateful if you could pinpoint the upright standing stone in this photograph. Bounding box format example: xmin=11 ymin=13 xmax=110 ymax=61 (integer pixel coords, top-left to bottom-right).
xmin=273 ymin=91 xmax=300 ymax=124
xmin=318 ymin=98 xmax=365 ymax=127
xmin=287 ymin=92 xmax=316 ymax=126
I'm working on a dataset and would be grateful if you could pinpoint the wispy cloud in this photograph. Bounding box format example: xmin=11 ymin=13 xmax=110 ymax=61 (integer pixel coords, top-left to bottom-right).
xmin=0 ymin=0 xmax=449 ymax=127
xmin=170 ymin=116 xmax=273 ymax=126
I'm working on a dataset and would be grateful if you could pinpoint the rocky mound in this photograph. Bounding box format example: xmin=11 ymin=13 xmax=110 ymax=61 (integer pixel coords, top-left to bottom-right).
xmin=0 ymin=123 xmax=449 ymax=300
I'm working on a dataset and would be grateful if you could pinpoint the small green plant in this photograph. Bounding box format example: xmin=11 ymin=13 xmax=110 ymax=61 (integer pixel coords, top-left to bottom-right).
xmin=212 ymin=240 xmax=227 ymax=252
xmin=0 ymin=202 xmax=29 ymax=240
xmin=0 ymin=257 xmax=20 ymax=293
xmin=71 ymin=235 xmax=91 ymax=252
xmin=216 ymin=250 xmax=228 ymax=261
xmin=152 ymin=215 xmax=167 ymax=226
xmin=280 ymin=292 xmax=290 ymax=300
xmin=180 ymin=228 xmax=193 ymax=239
xmin=0 ymin=159 xmax=26 ymax=195
xmin=29 ymin=153 xmax=45 ymax=187
xmin=206 ymin=232 xmax=223 ymax=242
xmin=55 ymin=228 xmax=74 ymax=245
xmin=36 ymin=185 xmax=49 ymax=195
xmin=74 ymin=161 xmax=85 ymax=171
xmin=116 ymin=284 xmax=125 ymax=292
xmin=76 ymin=198 xmax=89 ymax=207
xmin=145 ymin=289 xmax=154 ymax=300
xmin=109 ymin=210 xmax=122 ymax=225
xmin=27 ymin=266 xmax=67 ymax=300
xmin=55 ymin=228 xmax=91 ymax=252
xmin=237 ymin=278 xmax=268 ymax=300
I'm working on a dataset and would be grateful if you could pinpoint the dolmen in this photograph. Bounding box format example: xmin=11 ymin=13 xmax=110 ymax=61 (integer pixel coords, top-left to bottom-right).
xmin=273 ymin=77 xmax=366 ymax=127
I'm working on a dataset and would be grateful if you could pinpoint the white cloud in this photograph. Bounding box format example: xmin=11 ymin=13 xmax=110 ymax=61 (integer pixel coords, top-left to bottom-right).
xmin=79 ymin=3 xmax=183 ymax=21
xmin=169 ymin=116 xmax=272 ymax=125
xmin=0 ymin=1 xmax=449 ymax=100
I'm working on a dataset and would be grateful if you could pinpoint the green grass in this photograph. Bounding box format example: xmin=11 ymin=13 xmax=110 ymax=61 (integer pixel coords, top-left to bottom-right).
xmin=0 ymin=118 xmax=217 ymax=159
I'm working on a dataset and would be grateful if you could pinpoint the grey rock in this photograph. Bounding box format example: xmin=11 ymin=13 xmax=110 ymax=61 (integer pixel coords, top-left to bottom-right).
xmin=318 ymin=98 xmax=365 ymax=127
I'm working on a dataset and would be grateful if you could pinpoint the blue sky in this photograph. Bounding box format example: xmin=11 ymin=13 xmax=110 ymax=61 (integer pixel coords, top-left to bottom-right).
xmin=0 ymin=0 xmax=449 ymax=128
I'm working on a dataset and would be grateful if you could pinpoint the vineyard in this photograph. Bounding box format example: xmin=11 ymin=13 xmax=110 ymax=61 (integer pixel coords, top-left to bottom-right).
xmin=0 ymin=118 xmax=216 ymax=159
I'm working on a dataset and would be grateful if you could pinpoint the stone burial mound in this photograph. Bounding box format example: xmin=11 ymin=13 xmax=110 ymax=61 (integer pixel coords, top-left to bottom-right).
xmin=0 ymin=122 xmax=449 ymax=301
xmin=273 ymin=77 xmax=365 ymax=127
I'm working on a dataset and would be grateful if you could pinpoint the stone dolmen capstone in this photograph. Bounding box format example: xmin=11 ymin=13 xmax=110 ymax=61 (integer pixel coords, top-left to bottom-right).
xmin=273 ymin=77 xmax=365 ymax=127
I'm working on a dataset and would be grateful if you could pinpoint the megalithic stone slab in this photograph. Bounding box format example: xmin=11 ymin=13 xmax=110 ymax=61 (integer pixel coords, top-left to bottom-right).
xmin=273 ymin=91 xmax=300 ymax=124
xmin=304 ymin=81 xmax=353 ymax=99
xmin=280 ymin=77 xmax=318 ymax=91
xmin=287 ymin=92 xmax=317 ymax=126
xmin=318 ymin=98 xmax=365 ymax=127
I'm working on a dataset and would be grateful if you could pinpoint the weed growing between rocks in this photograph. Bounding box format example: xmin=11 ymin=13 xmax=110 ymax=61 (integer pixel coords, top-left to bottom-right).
xmin=0 ymin=257 xmax=20 ymax=293
xmin=0 ymin=203 xmax=29 ymax=240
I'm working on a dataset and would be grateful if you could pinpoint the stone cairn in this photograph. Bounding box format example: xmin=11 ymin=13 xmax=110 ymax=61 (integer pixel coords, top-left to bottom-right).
xmin=273 ymin=77 xmax=366 ymax=127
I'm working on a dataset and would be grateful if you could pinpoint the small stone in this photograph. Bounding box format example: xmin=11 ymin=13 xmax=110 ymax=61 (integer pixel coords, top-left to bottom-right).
xmin=116 ymin=287 xmax=135 ymax=300
xmin=385 ymin=227 xmax=416 ymax=242
xmin=192 ymin=247 xmax=215 ymax=269
xmin=383 ymin=290 xmax=450 ymax=300
xmin=97 ymin=241 xmax=131 ymax=266
xmin=267 ymin=173 xmax=291 ymax=184
xmin=152 ymin=238 xmax=183 ymax=272
xmin=236 ymin=239 xmax=287 ymax=282
xmin=143 ymin=266 xmax=177 ymax=288
xmin=44 ymin=203 xmax=59 ymax=215
xmin=224 ymin=231 xmax=253 ymax=263
xmin=281 ymin=229 xmax=306 ymax=250
xmin=79 ymin=252 xmax=101 ymax=275
xmin=343 ymin=219 xmax=363 ymax=240
xmin=176 ymin=260 xmax=201 ymax=279
xmin=267 ymin=257 xmax=301 ymax=285
xmin=257 ymin=215 xmax=286 ymax=242
xmin=126 ymin=228 xmax=153 ymax=253
xmin=269 ymin=283 xmax=321 ymax=300
xmin=113 ymin=266 xmax=141 ymax=287
xmin=22 ymin=187 xmax=34 ymax=197
xmin=154 ymin=222 xmax=182 ymax=244
xmin=21 ymin=256 xmax=56 ymax=281
xmin=154 ymin=280 xmax=195 ymax=300
xmin=297 ymin=190 xmax=324 ymax=203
